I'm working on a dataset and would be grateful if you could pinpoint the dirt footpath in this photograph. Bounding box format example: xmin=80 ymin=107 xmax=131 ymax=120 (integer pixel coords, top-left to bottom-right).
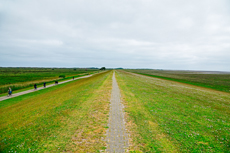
xmin=106 ymin=72 xmax=129 ymax=152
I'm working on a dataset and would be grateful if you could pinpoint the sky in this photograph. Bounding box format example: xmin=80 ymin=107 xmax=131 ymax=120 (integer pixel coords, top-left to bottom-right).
xmin=0 ymin=0 xmax=230 ymax=71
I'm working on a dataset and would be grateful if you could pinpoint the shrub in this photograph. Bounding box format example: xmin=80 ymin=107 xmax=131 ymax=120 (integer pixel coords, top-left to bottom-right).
xmin=59 ymin=75 xmax=65 ymax=78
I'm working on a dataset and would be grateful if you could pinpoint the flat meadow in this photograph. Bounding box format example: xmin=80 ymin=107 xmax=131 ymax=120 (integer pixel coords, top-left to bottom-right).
xmin=126 ymin=69 xmax=230 ymax=93
xmin=0 ymin=70 xmax=112 ymax=152
xmin=116 ymin=70 xmax=230 ymax=152
xmin=0 ymin=67 xmax=98 ymax=95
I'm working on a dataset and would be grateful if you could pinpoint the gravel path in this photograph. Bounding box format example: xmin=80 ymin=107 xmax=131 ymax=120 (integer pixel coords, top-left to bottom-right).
xmin=106 ymin=72 xmax=128 ymax=153
xmin=0 ymin=75 xmax=92 ymax=102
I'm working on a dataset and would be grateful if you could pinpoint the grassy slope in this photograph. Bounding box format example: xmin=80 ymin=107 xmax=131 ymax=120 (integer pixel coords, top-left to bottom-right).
xmin=0 ymin=71 xmax=112 ymax=152
xmin=116 ymin=71 xmax=230 ymax=152
xmin=0 ymin=73 xmax=92 ymax=98
xmin=126 ymin=69 xmax=230 ymax=93
xmin=0 ymin=67 xmax=98 ymax=94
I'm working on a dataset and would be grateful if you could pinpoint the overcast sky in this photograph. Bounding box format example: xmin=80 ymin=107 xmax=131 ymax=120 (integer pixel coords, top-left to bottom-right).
xmin=0 ymin=0 xmax=230 ymax=71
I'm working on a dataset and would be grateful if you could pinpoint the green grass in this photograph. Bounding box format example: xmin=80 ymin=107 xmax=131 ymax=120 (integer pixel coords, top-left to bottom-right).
xmin=0 ymin=67 xmax=99 ymax=94
xmin=0 ymin=70 xmax=112 ymax=152
xmin=126 ymin=69 xmax=230 ymax=93
xmin=116 ymin=70 xmax=230 ymax=152
xmin=0 ymin=72 xmax=97 ymax=98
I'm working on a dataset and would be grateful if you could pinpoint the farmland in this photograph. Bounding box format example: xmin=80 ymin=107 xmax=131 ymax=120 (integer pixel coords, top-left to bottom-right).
xmin=0 ymin=71 xmax=112 ymax=152
xmin=125 ymin=69 xmax=230 ymax=93
xmin=0 ymin=67 xmax=98 ymax=95
xmin=116 ymin=70 xmax=230 ymax=152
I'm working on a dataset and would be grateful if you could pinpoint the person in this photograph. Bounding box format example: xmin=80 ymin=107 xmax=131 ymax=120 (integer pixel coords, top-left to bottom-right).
xmin=43 ymin=82 xmax=46 ymax=88
xmin=34 ymin=84 xmax=37 ymax=90
xmin=8 ymin=87 xmax=12 ymax=96
xmin=73 ymin=76 xmax=74 ymax=80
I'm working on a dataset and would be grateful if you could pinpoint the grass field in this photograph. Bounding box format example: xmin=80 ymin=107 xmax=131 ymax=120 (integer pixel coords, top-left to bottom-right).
xmin=1 ymin=68 xmax=229 ymax=152
xmin=0 ymin=70 xmax=112 ymax=152
xmin=116 ymin=70 xmax=230 ymax=152
xmin=0 ymin=67 xmax=98 ymax=94
xmin=126 ymin=69 xmax=230 ymax=93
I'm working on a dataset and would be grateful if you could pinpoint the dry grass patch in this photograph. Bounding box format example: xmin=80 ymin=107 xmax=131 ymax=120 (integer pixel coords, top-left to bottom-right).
xmin=67 ymin=78 xmax=112 ymax=152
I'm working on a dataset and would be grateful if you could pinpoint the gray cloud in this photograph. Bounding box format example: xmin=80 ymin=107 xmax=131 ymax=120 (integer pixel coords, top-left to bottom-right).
xmin=0 ymin=0 xmax=230 ymax=71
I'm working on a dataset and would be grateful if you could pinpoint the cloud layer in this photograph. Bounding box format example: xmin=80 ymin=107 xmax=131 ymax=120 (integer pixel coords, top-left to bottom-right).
xmin=0 ymin=0 xmax=230 ymax=71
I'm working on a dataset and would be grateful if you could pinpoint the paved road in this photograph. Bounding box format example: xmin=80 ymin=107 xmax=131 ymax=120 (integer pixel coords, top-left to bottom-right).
xmin=0 ymin=75 xmax=92 ymax=102
xmin=106 ymin=72 xmax=129 ymax=153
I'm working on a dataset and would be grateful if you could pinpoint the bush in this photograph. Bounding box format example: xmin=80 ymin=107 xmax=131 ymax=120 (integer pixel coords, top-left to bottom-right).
xmin=59 ymin=75 xmax=65 ymax=78
xmin=100 ymin=67 xmax=106 ymax=70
